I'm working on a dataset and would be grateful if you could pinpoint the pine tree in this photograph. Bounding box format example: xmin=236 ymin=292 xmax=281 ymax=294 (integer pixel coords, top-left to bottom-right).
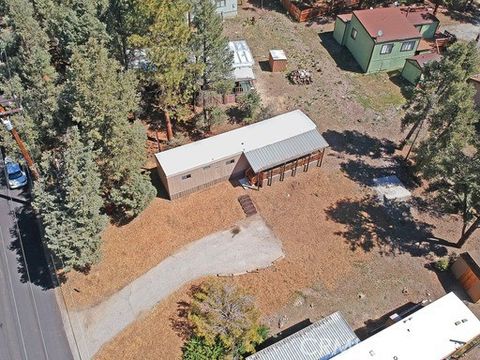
xmin=402 ymin=41 xmax=480 ymax=160
xmin=130 ymin=0 xmax=196 ymax=141
xmin=33 ymin=127 xmax=107 ymax=270
xmin=0 ymin=0 xmax=60 ymax=158
xmin=190 ymin=0 xmax=233 ymax=124
xmin=33 ymin=0 xmax=109 ymax=69
xmin=61 ymin=38 xmax=155 ymax=220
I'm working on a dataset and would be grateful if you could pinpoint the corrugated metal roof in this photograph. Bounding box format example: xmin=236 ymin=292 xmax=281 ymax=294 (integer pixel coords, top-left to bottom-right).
xmin=229 ymin=40 xmax=254 ymax=68
xmin=155 ymin=110 xmax=318 ymax=177
xmin=247 ymin=312 xmax=359 ymax=360
xmin=244 ymin=130 xmax=329 ymax=173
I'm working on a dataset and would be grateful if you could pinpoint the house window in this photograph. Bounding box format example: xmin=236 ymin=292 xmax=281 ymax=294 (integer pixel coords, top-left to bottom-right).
xmin=351 ymin=28 xmax=358 ymax=40
xmin=216 ymin=0 xmax=226 ymax=7
xmin=380 ymin=43 xmax=394 ymax=55
xmin=226 ymin=159 xmax=235 ymax=165
xmin=181 ymin=174 xmax=191 ymax=180
xmin=400 ymin=40 xmax=416 ymax=52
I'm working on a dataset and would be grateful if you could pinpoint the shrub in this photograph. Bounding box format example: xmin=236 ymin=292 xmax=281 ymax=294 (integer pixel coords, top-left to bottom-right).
xmin=435 ymin=257 xmax=451 ymax=272
xmin=182 ymin=336 xmax=225 ymax=360
xmin=237 ymin=90 xmax=262 ymax=123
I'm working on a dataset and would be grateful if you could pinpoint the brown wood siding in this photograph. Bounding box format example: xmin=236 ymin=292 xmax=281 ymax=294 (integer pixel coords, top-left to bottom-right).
xmin=164 ymin=152 xmax=249 ymax=199
xmin=452 ymin=255 xmax=480 ymax=303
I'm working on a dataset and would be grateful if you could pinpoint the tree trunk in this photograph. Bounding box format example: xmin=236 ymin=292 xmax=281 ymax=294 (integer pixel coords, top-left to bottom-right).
xmin=433 ymin=4 xmax=440 ymax=15
xmin=400 ymin=119 xmax=422 ymax=150
xmin=457 ymin=216 xmax=480 ymax=248
xmin=404 ymin=118 xmax=424 ymax=161
xmin=155 ymin=128 xmax=161 ymax=152
xmin=164 ymin=110 xmax=173 ymax=141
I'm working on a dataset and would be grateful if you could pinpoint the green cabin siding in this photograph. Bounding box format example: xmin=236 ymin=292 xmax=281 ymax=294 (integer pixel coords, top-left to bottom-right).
xmin=415 ymin=21 xmax=439 ymax=39
xmin=344 ymin=15 xmax=375 ymax=72
xmin=401 ymin=60 xmax=422 ymax=84
xmin=333 ymin=18 xmax=348 ymax=45
xmin=367 ymin=38 xmax=419 ymax=73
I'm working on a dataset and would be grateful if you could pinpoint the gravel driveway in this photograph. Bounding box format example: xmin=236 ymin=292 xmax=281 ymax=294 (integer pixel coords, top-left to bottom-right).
xmin=72 ymin=214 xmax=284 ymax=359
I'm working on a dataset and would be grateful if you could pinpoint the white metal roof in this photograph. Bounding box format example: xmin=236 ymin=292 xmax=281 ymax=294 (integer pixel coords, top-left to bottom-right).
xmin=247 ymin=312 xmax=359 ymax=360
xmin=270 ymin=49 xmax=287 ymax=61
xmin=155 ymin=110 xmax=318 ymax=177
xmin=233 ymin=66 xmax=255 ymax=81
xmin=333 ymin=292 xmax=480 ymax=360
xmin=229 ymin=40 xmax=254 ymax=68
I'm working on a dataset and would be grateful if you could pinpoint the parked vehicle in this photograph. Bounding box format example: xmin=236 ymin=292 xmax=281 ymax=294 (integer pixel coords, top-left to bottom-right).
xmin=5 ymin=157 xmax=28 ymax=189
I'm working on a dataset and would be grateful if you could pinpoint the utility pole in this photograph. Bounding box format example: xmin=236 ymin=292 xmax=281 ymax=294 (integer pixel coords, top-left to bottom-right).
xmin=0 ymin=97 xmax=40 ymax=179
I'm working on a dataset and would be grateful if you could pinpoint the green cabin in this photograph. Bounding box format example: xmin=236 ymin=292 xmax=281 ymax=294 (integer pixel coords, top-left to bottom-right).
xmin=333 ymin=7 xmax=439 ymax=73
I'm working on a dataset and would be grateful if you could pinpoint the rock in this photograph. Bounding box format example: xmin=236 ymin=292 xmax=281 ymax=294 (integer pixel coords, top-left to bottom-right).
xmin=293 ymin=296 xmax=304 ymax=307
xmin=358 ymin=292 xmax=366 ymax=299
xmin=402 ymin=287 xmax=409 ymax=294
xmin=278 ymin=315 xmax=288 ymax=329
xmin=309 ymin=303 xmax=314 ymax=308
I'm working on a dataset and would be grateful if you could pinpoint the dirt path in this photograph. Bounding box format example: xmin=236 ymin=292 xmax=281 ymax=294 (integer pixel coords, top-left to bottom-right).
xmin=72 ymin=215 xmax=284 ymax=359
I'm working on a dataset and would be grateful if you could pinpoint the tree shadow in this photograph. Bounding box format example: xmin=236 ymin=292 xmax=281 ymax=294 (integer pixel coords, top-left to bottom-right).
xmin=254 ymin=319 xmax=312 ymax=352
xmin=444 ymin=6 xmax=480 ymax=25
xmin=148 ymin=167 xmax=170 ymax=200
xmin=325 ymin=195 xmax=448 ymax=257
xmin=318 ymin=32 xmax=363 ymax=74
xmin=169 ymin=284 xmax=203 ymax=341
xmin=8 ymin=205 xmax=55 ymax=290
xmin=339 ymin=157 xmax=419 ymax=189
xmin=323 ymin=130 xmax=396 ymax=159
xmin=388 ymin=72 xmax=415 ymax=99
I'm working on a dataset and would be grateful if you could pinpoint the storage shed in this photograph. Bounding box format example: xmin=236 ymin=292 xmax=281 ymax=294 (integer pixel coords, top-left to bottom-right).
xmin=451 ymin=252 xmax=480 ymax=303
xmin=401 ymin=52 xmax=442 ymax=84
xmin=269 ymin=50 xmax=287 ymax=72
xmin=229 ymin=40 xmax=256 ymax=93
xmin=155 ymin=110 xmax=329 ymax=199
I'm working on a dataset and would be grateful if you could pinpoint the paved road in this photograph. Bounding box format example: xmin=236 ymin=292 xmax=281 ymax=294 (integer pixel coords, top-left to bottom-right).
xmin=74 ymin=214 xmax=284 ymax=358
xmin=0 ymin=177 xmax=74 ymax=360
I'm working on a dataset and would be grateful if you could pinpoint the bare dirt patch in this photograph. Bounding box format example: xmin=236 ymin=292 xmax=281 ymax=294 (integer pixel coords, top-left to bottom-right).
xmin=65 ymin=182 xmax=245 ymax=309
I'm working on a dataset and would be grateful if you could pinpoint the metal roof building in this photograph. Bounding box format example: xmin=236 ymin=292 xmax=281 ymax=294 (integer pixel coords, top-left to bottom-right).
xmin=155 ymin=110 xmax=329 ymax=199
xmin=333 ymin=292 xmax=480 ymax=360
xmin=246 ymin=312 xmax=359 ymax=360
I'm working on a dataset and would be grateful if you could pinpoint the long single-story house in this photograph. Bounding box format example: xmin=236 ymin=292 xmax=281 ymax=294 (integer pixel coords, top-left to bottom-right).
xmin=155 ymin=110 xmax=329 ymax=199
xmin=332 ymin=292 xmax=480 ymax=360
xmin=401 ymin=52 xmax=442 ymax=84
xmin=246 ymin=312 xmax=359 ymax=360
xmin=333 ymin=7 xmax=439 ymax=73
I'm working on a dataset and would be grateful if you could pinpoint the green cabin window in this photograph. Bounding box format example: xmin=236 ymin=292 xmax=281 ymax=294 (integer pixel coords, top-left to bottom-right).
xmin=380 ymin=44 xmax=394 ymax=55
xmin=351 ymin=28 xmax=358 ymax=40
xmin=400 ymin=40 xmax=416 ymax=52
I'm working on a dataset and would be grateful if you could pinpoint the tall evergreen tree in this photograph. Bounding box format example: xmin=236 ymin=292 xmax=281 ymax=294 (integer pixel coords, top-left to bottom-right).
xmin=190 ymin=0 xmax=233 ymax=124
xmin=61 ymin=38 xmax=155 ymax=220
xmin=0 ymin=0 xmax=60 ymax=158
xmin=130 ymin=0 xmax=195 ymax=141
xmin=33 ymin=127 xmax=107 ymax=270
xmin=401 ymin=41 xmax=480 ymax=158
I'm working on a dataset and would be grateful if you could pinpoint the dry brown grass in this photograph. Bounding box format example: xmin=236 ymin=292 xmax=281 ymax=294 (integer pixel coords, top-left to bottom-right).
xmin=65 ymin=182 xmax=245 ymax=309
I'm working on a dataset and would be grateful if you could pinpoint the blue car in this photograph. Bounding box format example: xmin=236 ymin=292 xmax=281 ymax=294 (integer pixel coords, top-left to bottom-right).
xmin=5 ymin=159 xmax=28 ymax=189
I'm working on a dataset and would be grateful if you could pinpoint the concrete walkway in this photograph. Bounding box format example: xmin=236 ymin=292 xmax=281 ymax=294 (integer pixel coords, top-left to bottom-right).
xmin=72 ymin=214 xmax=284 ymax=359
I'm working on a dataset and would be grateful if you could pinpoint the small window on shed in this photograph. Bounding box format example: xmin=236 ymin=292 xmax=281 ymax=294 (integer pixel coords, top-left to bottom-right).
xmin=203 ymin=165 xmax=211 ymax=170
xmin=226 ymin=159 xmax=235 ymax=165
xmin=351 ymin=28 xmax=358 ymax=40
xmin=380 ymin=43 xmax=394 ymax=55
xmin=400 ymin=40 xmax=416 ymax=52
xmin=181 ymin=174 xmax=192 ymax=180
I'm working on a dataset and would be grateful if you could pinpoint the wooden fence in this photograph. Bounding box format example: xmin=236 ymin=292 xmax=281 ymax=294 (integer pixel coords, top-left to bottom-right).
xmin=281 ymin=0 xmax=359 ymax=22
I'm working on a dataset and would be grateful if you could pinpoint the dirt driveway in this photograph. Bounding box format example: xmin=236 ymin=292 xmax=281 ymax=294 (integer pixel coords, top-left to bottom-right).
xmin=73 ymin=215 xmax=283 ymax=359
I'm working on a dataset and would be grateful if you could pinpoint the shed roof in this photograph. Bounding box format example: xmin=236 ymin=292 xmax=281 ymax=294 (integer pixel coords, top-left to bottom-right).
xmin=401 ymin=8 xmax=439 ymax=26
xmin=155 ymin=110 xmax=323 ymax=177
xmin=407 ymin=52 xmax=442 ymax=69
xmin=269 ymin=49 xmax=287 ymax=61
xmin=233 ymin=66 xmax=255 ymax=81
xmin=246 ymin=312 xmax=360 ymax=360
xmin=332 ymin=292 xmax=480 ymax=360
xmin=337 ymin=13 xmax=352 ymax=23
xmin=245 ymin=130 xmax=328 ymax=173
xmin=229 ymin=40 xmax=254 ymax=68
xmin=353 ymin=8 xmax=422 ymax=43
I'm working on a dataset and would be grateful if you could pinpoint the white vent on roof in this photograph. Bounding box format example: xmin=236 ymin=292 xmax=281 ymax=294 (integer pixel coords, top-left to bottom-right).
xmin=377 ymin=30 xmax=384 ymax=37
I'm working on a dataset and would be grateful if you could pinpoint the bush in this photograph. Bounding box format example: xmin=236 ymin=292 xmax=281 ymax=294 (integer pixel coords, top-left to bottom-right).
xmin=237 ymin=90 xmax=262 ymax=123
xmin=208 ymin=106 xmax=228 ymax=128
xmin=435 ymin=257 xmax=451 ymax=272
xmin=182 ymin=336 xmax=225 ymax=360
